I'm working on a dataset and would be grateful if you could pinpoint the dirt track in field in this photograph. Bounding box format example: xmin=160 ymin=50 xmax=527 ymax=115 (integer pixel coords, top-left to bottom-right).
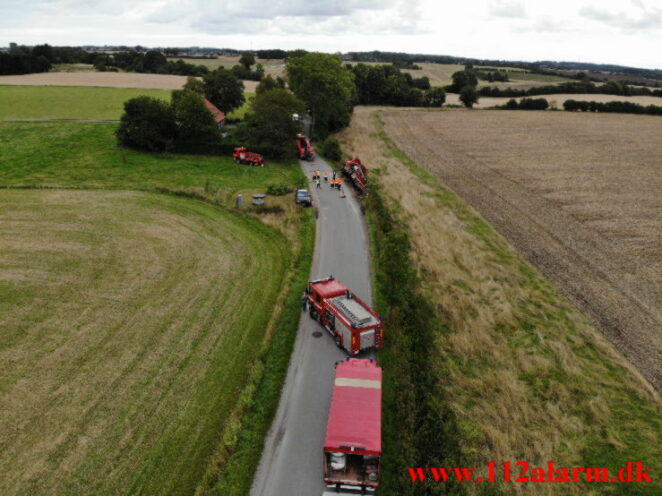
xmin=382 ymin=109 xmax=662 ymax=390
xmin=0 ymin=72 xmax=259 ymax=92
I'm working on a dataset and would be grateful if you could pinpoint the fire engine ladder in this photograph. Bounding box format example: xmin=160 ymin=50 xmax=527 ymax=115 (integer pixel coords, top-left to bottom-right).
xmin=332 ymin=298 xmax=372 ymax=327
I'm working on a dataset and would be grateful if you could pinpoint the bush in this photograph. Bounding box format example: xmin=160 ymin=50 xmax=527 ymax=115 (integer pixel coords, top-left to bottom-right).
xmin=235 ymin=89 xmax=306 ymax=158
xmin=321 ymin=137 xmax=342 ymax=161
xmin=116 ymin=96 xmax=175 ymax=152
xmin=266 ymin=183 xmax=292 ymax=196
xmin=518 ymin=98 xmax=549 ymax=110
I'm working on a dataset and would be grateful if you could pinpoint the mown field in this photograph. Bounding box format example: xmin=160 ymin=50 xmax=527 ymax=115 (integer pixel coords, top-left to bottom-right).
xmin=0 ymin=121 xmax=285 ymax=195
xmin=0 ymin=72 xmax=260 ymax=93
xmin=0 ymin=189 xmax=288 ymax=495
xmin=0 ymin=86 xmax=254 ymax=120
xmin=0 ymin=110 xmax=311 ymax=495
xmin=337 ymin=107 xmax=661 ymax=495
xmin=0 ymin=85 xmax=171 ymax=120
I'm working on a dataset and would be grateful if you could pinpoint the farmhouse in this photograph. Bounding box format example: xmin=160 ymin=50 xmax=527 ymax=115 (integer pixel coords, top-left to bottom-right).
xmin=204 ymin=98 xmax=226 ymax=128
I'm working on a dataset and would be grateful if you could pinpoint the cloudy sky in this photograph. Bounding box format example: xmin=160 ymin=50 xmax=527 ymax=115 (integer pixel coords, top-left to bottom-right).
xmin=2 ymin=0 xmax=661 ymax=69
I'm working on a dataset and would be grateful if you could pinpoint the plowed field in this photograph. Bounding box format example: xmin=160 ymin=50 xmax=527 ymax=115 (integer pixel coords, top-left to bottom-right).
xmin=382 ymin=109 xmax=662 ymax=389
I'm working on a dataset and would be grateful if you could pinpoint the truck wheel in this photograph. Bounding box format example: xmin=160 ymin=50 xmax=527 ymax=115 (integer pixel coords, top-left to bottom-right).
xmin=334 ymin=335 xmax=342 ymax=349
xmin=309 ymin=307 xmax=318 ymax=320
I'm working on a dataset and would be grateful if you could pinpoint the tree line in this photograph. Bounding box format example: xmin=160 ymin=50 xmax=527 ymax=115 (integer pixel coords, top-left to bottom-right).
xmin=93 ymin=50 xmax=210 ymax=76
xmin=563 ymin=99 xmax=662 ymax=116
xmin=492 ymin=97 xmax=662 ymax=116
xmin=0 ymin=43 xmax=92 ymax=75
xmin=478 ymin=80 xmax=662 ymax=98
xmin=349 ymin=63 xmax=445 ymax=107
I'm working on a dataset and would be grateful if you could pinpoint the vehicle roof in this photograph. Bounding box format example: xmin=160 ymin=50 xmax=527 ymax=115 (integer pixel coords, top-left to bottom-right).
xmin=330 ymin=295 xmax=378 ymax=327
xmin=311 ymin=278 xmax=348 ymax=298
xmin=324 ymin=358 xmax=382 ymax=454
xmin=296 ymin=189 xmax=310 ymax=194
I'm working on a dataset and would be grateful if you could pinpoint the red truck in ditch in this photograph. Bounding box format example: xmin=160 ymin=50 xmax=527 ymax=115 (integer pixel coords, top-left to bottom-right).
xmin=306 ymin=276 xmax=383 ymax=355
xmin=324 ymin=358 xmax=382 ymax=492
xmin=341 ymin=157 xmax=368 ymax=194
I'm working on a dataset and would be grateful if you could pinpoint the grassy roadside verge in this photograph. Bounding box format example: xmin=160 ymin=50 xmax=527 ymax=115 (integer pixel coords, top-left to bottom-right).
xmin=336 ymin=108 xmax=660 ymax=495
xmin=199 ymin=202 xmax=315 ymax=496
xmin=364 ymin=181 xmax=467 ymax=496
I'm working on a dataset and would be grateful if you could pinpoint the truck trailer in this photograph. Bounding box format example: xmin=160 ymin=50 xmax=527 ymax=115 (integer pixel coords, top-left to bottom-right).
xmin=306 ymin=276 xmax=383 ymax=355
xmin=324 ymin=358 xmax=382 ymax=493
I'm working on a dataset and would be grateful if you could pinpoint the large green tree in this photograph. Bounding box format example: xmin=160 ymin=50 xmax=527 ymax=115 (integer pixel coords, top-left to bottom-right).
xmin=171 ymin=90 xmax=221 ymax=149
xmin=237 ymin=89 xmax=306 ymax=158
xmin=116 ymin=96 xmax=175 ymax=152
xmin=450 ymin=70 xmax=478 ymax=92
xmin=255 ymin=74 xmax=285 ymax=95
xmin=203 ymin=68 xmax=245 ymax=114
xmin=239 ymin=52 xmax=255 ymax=69
xmin=459 ymin=85 xmax=479 ymax=108
xmin=286 ymin=52 xmax=355 ymax=138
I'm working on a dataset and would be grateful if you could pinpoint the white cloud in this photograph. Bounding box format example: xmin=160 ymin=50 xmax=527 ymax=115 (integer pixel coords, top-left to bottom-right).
xmin=580 ymin=2 xmax=662 ymax=31
xmin=489 ymin=0 xmax=526 ymax=19
xmin=0 ymin=0 xmax=660 ymax=69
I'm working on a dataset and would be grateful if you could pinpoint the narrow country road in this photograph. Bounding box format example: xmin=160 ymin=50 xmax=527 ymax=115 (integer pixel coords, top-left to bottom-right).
xmin=250 ymin=156 xmax=372 ymax=496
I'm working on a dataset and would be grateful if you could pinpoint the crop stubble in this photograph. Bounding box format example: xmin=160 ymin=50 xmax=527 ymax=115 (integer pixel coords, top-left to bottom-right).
xmin=0 ymin=189 xmax=286 ymax=495
xmin=382 ymin=109 xmax=662 ymax=390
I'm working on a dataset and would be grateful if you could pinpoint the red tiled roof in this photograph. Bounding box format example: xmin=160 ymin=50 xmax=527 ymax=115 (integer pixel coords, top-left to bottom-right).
xmin=204 ymin=98 xmax=226 ymax=123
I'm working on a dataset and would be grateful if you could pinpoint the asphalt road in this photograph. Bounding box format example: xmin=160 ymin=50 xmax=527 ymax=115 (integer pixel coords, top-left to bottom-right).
xmin=250 ymin=157 xmax=372 ymax=496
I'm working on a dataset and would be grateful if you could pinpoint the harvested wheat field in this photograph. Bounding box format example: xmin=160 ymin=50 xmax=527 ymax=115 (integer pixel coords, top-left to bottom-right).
xmin=382 ymin=109 xmax=662 ymax=389
xmin=0 ymin=189 xmax=287 ymax=495
xmin=445 ymin=92 xmax=662 ymax=108
xmin=0 ymin=71 xmax=259 ymax=92
xmin=338 ymin=107 xmax=661 ymax=495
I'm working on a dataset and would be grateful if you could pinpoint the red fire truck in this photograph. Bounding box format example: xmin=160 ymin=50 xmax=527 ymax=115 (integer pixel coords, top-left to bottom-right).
xmin=232 ymin=147 xmax=264 ymax=167
xmin=296 ymin=133 xmax=315 ymax=161
xmin=341 ymin=158 xmax=368 ymax=194
xmin=306 ymin=276 xmax=383 ymax=355
xmin=324 ymin=358 xmax=382 ymax=493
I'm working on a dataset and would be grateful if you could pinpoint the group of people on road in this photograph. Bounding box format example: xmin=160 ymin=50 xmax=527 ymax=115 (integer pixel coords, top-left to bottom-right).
xmin=312 ymin=169 xmax=343 ymax=192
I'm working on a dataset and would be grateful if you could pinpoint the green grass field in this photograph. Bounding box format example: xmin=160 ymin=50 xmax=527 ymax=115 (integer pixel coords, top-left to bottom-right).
xmin=0 ymin=121 xmax=297 ymax=195
xmin=0 ymin=189 xmax=288 ymax=495
xmin=0 ymin=85 xmax=171 ymax=120
xmin=0 ymin=86 xmax=254 ymax=121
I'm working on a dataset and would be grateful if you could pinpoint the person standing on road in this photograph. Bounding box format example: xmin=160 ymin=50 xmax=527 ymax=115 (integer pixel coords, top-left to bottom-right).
xmin=316 ymin=178 xmax=321 ymax=189
xmin=323 ymin=171 xmax=329 ymax=182
xmin=332 ymin=171 xmax=336 ymax=180
xmin=301 ymin=291 xmax=308 ymax=311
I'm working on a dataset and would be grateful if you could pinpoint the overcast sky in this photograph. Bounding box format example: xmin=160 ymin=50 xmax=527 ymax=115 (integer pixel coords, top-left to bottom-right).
xmin=2 ymin=0 xmax=661 ymax=69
